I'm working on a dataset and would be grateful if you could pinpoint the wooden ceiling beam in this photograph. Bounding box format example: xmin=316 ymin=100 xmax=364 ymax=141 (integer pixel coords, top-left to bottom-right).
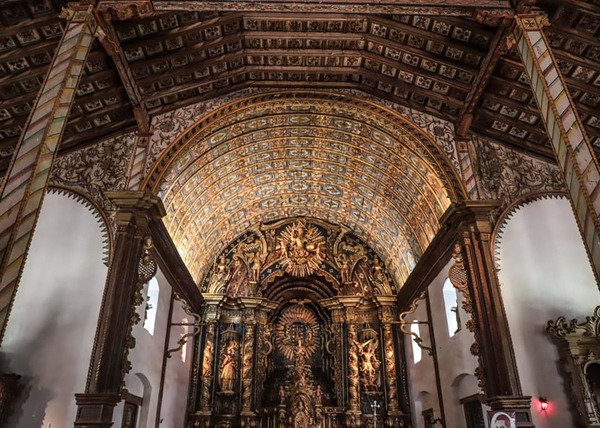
xmin=96 ymin=13 xmax=150 ymax=133
xmin=152 ymin=0 xmax=513 ymax=15
xmin=476 ymin=106 xmax=549 ymax=138
xmin=143 ymin=65 xmax=358 ymax=101
xmin=135 ymin=45 xmax=472 ymax=98
xmin=65 ymin=102 xmax=133 ymax=127
xmin=116 ymin=13 xmax=244 ymax=50
xmin=0 ymin=38 xmax=59 ymax=62
xmin=143 ymin=63 xmax=464 ymax=111
xmin=371 ymin=15 xmax=492 ymax=57
xmin=145 ymin=78 xmax=455 ymax=123
xmin=455 ymin=20 xmax=512 ymax=136
xmin=0 ymin=15 xmax=62 ymax=38
xmin=470 ymin=125 xmax=555 ymax=161
xmin=363 ymin=32 xmax=479 ymax=75
xmin=484 ymin=90 xmax=599 ymax=124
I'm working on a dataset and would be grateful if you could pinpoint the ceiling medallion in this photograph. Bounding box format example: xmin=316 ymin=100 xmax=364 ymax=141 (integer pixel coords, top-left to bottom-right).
xmin=277 ymin=221 xmax=325 ymax=277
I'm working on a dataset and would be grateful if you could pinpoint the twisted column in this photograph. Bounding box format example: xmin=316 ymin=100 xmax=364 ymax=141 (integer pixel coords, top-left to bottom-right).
xmin=382 ymin=323 xmax=399 ymax=411
xmin=347 ymin=323 xmax=360 ymax=411
xmin=241 ymin=322 xmax=255 ymax=412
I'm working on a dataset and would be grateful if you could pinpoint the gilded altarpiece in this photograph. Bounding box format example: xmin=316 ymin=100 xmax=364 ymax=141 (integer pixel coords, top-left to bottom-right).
xmin=188 ymin=218 xmax=410 ymax=427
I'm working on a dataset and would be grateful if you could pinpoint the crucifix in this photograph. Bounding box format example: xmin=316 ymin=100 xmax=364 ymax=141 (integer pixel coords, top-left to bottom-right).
xmin=371 ymin=400 xmax=381 ymax=428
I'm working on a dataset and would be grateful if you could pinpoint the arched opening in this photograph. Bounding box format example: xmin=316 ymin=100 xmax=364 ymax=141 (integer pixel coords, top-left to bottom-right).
xmin=145 ymin=91 xmax=466 ymax=427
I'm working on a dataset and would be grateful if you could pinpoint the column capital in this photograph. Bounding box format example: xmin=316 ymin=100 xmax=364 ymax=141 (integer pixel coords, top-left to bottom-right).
xmin=513 ymin=12 xmax=550 ymax=32
xmin=105 ymin=191 xmax=166 ymax=227
xmin=440 ymin=200 xmax=502 ymax=234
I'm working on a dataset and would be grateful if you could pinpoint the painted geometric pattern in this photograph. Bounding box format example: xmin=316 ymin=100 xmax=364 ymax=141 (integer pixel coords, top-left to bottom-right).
xmin=152 ymin=93 xmax=456 ymax=288
xmin=517 ymin=17 xmax=600 ymax=275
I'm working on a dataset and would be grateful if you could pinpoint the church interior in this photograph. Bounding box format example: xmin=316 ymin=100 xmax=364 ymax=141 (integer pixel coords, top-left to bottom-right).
xmin=0 ymin=0 xmax=600 ymax=427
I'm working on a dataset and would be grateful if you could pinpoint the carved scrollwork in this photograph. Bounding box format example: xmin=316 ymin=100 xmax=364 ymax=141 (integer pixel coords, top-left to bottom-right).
xmin=449 ymin=241 xmax=484 ymax=389
xmin=547 ymin=306 xmax=600 ymax=339
xmin=399 ymin=292 xmax=433 ymax=356
xmin=546 ymin=306 xmax=600 ymax=427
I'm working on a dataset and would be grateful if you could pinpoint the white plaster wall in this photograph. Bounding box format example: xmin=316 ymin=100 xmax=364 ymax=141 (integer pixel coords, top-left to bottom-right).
xmin=1 ymin=192 xmax=107 ymax=428
xmin=405 ymin=261 xmax=481 ymax=428
xmin=496 ymin=196 xmax=600 ymax=428
xmin=123 ymin=269 xmax=193 ymax=428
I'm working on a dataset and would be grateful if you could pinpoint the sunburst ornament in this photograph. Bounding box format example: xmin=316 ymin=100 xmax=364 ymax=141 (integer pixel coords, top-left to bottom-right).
xmin=275 ymin=305 xmax=320 ymax=361
xmin=277 ymin=221 xmax=325 ymax=277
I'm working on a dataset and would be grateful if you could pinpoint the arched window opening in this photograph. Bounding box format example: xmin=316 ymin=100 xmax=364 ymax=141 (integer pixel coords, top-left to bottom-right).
xmin=411 ymin=323 xmax=422 ymax=363
xmin=143 ymin=277 xmax=160 ymax=335
xmin=443 ymin=278 xmax=461 ymax=337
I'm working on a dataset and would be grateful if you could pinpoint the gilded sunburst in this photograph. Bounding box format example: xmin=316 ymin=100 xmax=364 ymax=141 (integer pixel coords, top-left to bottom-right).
xmin=277 ymin=221 xmax=325 ymax=277
xmin=275 ymin=305 xmax=320 ymax=360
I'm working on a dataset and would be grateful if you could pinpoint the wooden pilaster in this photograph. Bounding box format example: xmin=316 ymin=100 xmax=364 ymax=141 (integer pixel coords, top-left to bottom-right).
xmin=454 ymin=201 xmax=534 ymax=426
xmin=74 ymin=191 xmax=165 ymax=427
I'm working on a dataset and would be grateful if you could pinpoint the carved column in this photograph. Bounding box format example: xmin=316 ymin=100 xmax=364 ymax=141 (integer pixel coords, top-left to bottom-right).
xmin=0 ymin=5 xmax=97 ymax=343
xmin=200 ymin=322 xmax=217 ymax=411
xmin=378 ymin=297 xmax=403 ymax=426
xmin=347 ymin=322 xmax=361 ymax=412
xmin=74 ymin=191 xmax=165 ymax=427
xmin=514 ymin=14 xmax=600 ymax=283
xmin=449 ymin=201 xmax=533 ymax=426
xmin=241 ymin=313 xmax=255 ymax=414
xmin=254 ymin=300 xmax=277 ymax=410
xmin=320 ymin=298 xmax=347 ymax=409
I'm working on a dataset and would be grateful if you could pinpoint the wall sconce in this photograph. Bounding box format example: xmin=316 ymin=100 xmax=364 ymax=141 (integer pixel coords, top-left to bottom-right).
xmin=539 ymin=397 xmax=548 ymax=412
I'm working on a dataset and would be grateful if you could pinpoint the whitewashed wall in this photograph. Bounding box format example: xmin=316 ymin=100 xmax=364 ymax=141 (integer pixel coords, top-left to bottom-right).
xmin=496 ymin=196 xmax=600 ymax=428
xmin=121 ymin=269 xmax=193 ymax=428
xmin=2 ymin=192 xmax=107 ymax=428
xmin=405 ymin=261 xmax=480 ymax=428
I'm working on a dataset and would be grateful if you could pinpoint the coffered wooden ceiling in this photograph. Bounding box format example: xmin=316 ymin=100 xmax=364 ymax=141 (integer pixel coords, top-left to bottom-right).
xmin=0 ymin=0 xmax=599 ymax=172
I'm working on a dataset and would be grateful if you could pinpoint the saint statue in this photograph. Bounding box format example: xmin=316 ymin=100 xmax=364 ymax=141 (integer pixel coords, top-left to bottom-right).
xmin=220 ymin=338 xmax=238 ymax=393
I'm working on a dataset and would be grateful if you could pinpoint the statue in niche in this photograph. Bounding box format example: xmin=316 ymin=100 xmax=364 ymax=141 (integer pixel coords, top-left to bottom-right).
xmin=355 ymin=337 xmax=381 ymax=390
xmin=219 ymin=338 xmax=238 ymax=393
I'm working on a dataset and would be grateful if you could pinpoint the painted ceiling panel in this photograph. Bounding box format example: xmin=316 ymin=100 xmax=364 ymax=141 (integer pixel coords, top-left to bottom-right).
xmin=152 ymin=93 xmax=462 ymax=288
